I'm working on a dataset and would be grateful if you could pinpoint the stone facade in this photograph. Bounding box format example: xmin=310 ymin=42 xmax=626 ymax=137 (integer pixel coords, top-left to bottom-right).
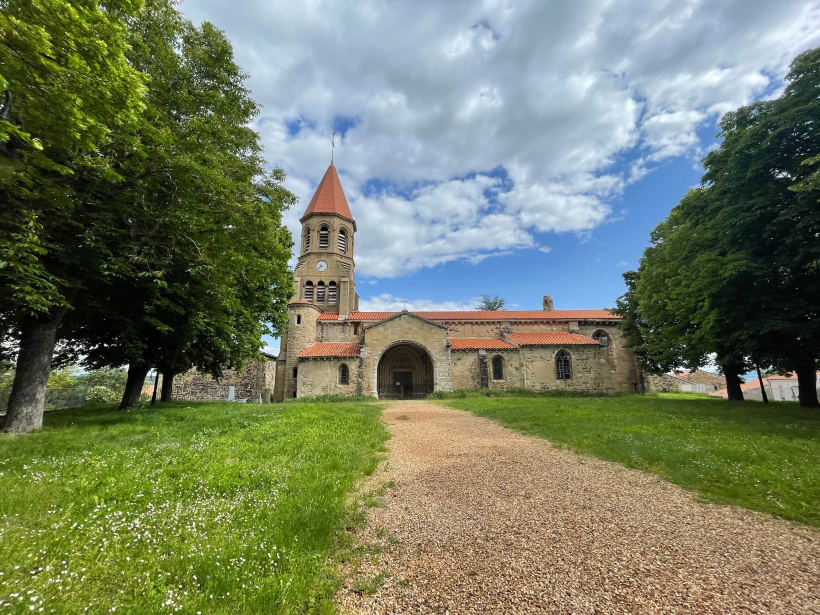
xmin=171 ymin=352 xmax=277 ymax=402
xmin=274 ymin=162 xmax=644 ymax=401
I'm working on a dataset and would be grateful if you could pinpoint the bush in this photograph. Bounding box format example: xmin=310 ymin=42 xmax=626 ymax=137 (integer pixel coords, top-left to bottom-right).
xmin=86 ymin=386 xmax=120 ymax=404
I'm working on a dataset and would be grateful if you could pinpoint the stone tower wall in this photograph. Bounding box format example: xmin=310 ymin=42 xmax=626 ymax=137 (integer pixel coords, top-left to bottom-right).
xmin=281 ymin=304 xmax=322 ymax=399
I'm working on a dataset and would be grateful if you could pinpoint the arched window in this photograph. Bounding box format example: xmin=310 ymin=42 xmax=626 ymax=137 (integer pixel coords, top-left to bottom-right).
xmin=492 ymin=355 xmax=504 ymax=380
xmin=556 ymin=350 xmax=572 ymax=380
xmin=592 ymin=330 xmax=609 ymax=347
xmin=296 ymin=315 xmax=301 ymax=325
xmin=319 ymin=225 xmax=329 ymax=250
xmin=304 ymin=281 xmax=314 ymax=302
xmin=316 ymin=281 xmax=326 ymax=302
xmin=328 ymin=281 xmax=337 ymax=304
xmin=339 ymin=363 xmax=349 ymax=385
xmin=337 ymin=228 xmax=347 ymax=253
xmin=304 ymin=226 xmax=311 ymax=251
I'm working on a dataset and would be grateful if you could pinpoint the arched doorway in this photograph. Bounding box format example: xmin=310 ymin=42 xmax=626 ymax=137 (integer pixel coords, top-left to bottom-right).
xmin=377 ymin=343 xmax=434 ymax=399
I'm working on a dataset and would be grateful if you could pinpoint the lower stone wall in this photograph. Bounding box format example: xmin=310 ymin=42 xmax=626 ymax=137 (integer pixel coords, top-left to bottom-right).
xmin=522 ymin=346 xmax=604 ymax=392
xmin=296 ymin=358 xmax=360 ymax=397
xmin=642 ymin=373 xmax=683 ymax=393
xmin=450 ymin=349 xmax=525 ymax=390
xmin=172 ymin=358 xmax=276 ymax=402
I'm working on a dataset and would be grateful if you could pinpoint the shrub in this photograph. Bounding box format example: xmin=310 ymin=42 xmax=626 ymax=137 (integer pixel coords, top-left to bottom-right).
xmin=86 ymin=386 xmax=120 ymax=404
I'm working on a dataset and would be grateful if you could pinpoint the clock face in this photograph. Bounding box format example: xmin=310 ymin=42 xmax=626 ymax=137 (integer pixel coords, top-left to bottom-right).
xmin=316 ymin=260 xmax=328 ymax=272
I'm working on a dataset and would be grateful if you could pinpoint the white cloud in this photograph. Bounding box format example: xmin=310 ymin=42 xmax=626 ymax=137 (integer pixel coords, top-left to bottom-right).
xmin=359 ymin=293 xmax=479 ymax=312
xmin=183 ymin=0 xmax=820 ymax=277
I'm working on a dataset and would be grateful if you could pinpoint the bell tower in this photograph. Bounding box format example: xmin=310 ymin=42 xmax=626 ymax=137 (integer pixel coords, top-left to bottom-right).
xmin=292 ymin=163 xmax=358 ymax=318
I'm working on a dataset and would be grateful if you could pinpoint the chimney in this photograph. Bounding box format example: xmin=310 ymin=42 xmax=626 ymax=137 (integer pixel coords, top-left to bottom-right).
xmin=543 ymin=295 xmax=554 ymax=311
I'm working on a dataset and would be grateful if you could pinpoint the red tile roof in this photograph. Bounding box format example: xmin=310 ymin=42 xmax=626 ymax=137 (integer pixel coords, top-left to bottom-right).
xmin=505 ymin=332 xmax=600 ymax=346
xmin=343 ymin=310 xmax=617 ymax=322
xmin=301 ymin=164 xmax=353 ymax=221
xmin=316 ymin=312 xmax=341 ymax=321
xmin=449 ymin=338 xmax=517 ymax=350
xmin=298 ymin=342 xmax=360 ymax=358
xmin=709 ymin=380 xmax=763 ymax=398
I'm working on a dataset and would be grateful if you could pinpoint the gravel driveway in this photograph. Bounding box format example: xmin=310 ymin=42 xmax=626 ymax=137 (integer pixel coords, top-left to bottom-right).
xmin=337 ymin=400 xmax=820 ymax=614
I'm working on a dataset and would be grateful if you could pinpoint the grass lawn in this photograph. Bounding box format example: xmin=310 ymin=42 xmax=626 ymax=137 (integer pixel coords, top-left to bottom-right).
xmin=438 ymin=393 xmax=820 ymax=526
xmin=0 ymin=400 xmax=388 ymax=614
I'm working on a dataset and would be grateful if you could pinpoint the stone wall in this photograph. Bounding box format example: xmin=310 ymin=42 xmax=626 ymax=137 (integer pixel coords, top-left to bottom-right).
xmin=642 ymin=373 xmax=684 ymax=393
xmin=450 ymin=349 xmax=525 ymax=390
xmin=296 ymin=358 xmax=360 ymax=397
xmin=281 ymin=303 xmax=323 ymax=400
xmin=172 ymin=357 xmax=276 ymax=402
xmin=522 ymin=345 xmax=605 ymax=392
xmin=674 ymin=370 xmax=725 ymax=391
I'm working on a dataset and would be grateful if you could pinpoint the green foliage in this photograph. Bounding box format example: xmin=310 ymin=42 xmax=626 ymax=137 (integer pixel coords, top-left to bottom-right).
xmin=616 ymin=47 xmax=820 ymax=400
xmin=59 ymin=1 xmax=295 ymax=386
xmin=476 ymin=294 xmax=506 ymax=311
xmin=0 ymin=400 xmax=389 ymax=613
xmin=0 ymin=0 xmax=146 ymax=316
xmin=441 ymin=395 xmax=820 ymax=526
xmin=85 ymin=385 xmax=120 ymax=404
xmin=75 ymin=368 xmax=129 ymax=394
xmin=45 ymin=366 xmax=77 ymax=389
xmin=0 ymin=361 xmax=13 ymax=390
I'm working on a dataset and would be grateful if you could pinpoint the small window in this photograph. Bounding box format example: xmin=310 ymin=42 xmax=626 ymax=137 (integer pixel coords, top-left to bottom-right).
xmin=304 ymin=281 xmax=314 ymax=302
xmin=296 ymin=315 xmax=301 ymax=325
xmin=292 ymin=367 xmax=298 ymax=379
xmin=338 ymin=228 xmax=347 ymax=253
xmin=328 ymin=281 xmax=337 ymax=304
xmin=556 ymin=350 xmax=572 ymax=380
xmin=353 ymin=323 xmax=358 ymax=335
xmin=492 ymin=355 xmax=504 ymax=380
xmin=316 ymin=281 xmax=326 ymax=303
xmin=592 ymin=330 xmax=609 ymax=347
xmin=319 ymin=225 xmax=329 ymax=250
xmin=304 ymin=227 xmax=311 ymax=251
xmin=339 ymin=363 xmax=349 ymax=385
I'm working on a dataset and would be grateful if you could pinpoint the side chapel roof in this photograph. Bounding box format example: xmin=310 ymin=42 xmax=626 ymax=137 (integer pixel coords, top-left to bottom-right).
xmin=299 ymin=342 xmax=361 ymax=359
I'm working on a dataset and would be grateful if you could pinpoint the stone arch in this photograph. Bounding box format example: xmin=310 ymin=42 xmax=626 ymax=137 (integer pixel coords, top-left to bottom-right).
xmin=591 ymin=329 xmax=609 ymax=347
xmin=376 ymin=340 xmax=435 ymax=399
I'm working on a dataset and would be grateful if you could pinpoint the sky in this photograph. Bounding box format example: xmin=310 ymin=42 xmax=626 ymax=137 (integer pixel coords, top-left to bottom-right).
xmin=179 ymin=0 xmax=820 ymax=354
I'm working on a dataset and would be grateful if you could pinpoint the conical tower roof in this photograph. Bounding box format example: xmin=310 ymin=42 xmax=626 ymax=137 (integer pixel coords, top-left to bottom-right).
xmin=301 ymin=164 xmax=353 ymax=222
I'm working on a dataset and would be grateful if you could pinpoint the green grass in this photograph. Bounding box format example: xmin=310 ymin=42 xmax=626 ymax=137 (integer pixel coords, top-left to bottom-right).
xmin=0 ymin=400 xmax=388 ymax=614
xmin=439 ymin=394 xmax=820 ymax=526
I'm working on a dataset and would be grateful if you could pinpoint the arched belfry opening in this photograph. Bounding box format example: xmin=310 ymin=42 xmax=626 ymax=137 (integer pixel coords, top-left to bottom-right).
xmin=377 ymin=343 xmax=434 ymax=399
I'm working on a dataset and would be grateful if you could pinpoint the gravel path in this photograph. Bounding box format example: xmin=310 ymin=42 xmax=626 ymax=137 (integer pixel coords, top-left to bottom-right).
xmin=337 ymin=400 xmax=820 ymax=615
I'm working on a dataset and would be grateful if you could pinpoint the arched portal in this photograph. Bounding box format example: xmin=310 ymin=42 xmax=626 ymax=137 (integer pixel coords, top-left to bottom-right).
xmin=377 ymin=343 xmax=434 ymax=399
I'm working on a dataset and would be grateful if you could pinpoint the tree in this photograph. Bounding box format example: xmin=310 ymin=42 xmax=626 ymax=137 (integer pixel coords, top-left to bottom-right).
xmin=54 ymin=2 xmax=294 ymax=410
xmin=615 ymin=190 xmax=750 ymax=400
xmin=477 ymin=294 xmax=506 ymax=311
xmin=618 ymin=48 xmax=820 ymax=408
xmin=0 ymin=0 xmax=146 ymax=433
xmin=700 ymin=47 xmax=820 ymax=408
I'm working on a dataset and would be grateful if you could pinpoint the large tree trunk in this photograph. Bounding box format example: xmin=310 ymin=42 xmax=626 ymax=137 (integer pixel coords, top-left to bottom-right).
xmin=722 ymin=364 xmax=745 ymax=402
xmin=160 ymin=373 xmax=174 ymax=402
xmin=119 ymin=362 xmax=150 ymax=411
xmin=794 ymin=361 xmax=819 ymax=409
xmin=1 ymin=308 xmax=67 ymax=434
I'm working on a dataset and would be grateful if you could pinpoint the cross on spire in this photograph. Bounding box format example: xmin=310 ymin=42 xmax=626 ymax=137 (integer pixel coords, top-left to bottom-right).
xmin=331 ymin=130 xmax=336 ymax=164
xmin=401 ymin=298 xmax=408 ymax=311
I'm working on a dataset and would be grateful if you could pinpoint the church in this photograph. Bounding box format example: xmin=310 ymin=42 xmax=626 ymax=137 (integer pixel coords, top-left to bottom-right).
xmin=273 ymin=164 xmax=640 ymax=401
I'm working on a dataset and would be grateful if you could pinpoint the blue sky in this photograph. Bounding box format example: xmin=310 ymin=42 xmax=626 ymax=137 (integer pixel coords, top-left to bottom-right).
xmin=179 ymin=0 xmax=820 ymax=354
